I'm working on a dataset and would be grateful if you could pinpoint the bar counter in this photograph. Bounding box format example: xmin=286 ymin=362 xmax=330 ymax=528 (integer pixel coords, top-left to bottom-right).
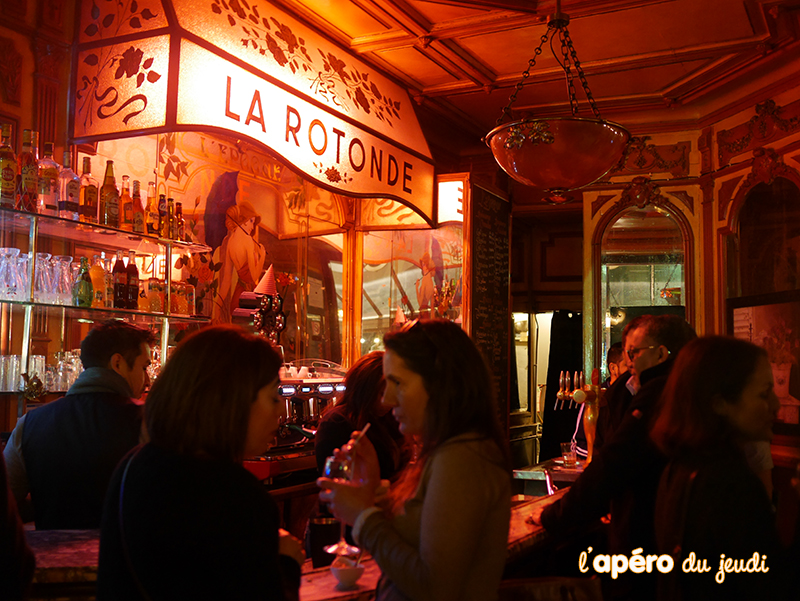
xmin=26 ymin=491 xmax=566 ymax=600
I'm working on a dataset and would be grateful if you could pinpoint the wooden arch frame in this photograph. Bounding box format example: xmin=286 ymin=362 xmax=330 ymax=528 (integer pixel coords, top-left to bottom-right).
xmin=718 ymin=147 xmax=800 ymax=302
xmin=591 ymin=176 xmax=696 ymax=361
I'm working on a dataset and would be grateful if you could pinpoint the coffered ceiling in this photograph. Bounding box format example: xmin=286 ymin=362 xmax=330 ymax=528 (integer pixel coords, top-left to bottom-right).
xmin=271 ymin=0 xmax=800 ymax=165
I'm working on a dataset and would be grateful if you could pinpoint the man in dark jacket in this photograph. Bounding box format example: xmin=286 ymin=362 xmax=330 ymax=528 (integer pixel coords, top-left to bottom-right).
xmin=531 ymin=314 xmax=696 ymax=601
xmin=3 ymin=319 xmax=156 ymax=530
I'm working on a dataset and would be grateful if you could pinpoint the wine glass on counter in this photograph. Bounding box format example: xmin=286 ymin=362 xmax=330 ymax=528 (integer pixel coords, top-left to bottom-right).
xmin=322 ymin=454 xmax=360 ymax=557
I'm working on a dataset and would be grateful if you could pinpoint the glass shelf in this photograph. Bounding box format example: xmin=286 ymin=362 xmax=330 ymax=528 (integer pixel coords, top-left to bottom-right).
xmin=0 ymin=298 xmax=207 ymax=324
xmin=0 ymin=206 xmax=211 ymax=254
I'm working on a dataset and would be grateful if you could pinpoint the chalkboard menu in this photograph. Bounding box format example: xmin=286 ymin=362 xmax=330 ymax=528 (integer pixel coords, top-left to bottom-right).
xmin=467 ymin=184 xmax=511 ymax=433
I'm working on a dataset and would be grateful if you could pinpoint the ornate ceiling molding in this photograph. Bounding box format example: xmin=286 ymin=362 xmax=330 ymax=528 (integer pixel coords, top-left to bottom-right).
xmin=717 ymin=99 xmax=800 ymax=167
xmin=610 ymin=136 xmax=691 ymax=178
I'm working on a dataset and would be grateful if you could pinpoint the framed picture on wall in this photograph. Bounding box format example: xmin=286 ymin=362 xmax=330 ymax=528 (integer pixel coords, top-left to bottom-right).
xmin=727 ymin=290 xmax=800 ymax=445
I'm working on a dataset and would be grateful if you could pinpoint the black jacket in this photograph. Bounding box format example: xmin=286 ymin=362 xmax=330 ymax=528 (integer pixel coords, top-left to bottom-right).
xmin=655 ymin=443 xmax=798 ymax=601
xmin=20 ymin=367 xmax=142 ymax=530
xmin=98 ymin=443 xmax=301 ymax=601
xmin=541 ymin=358 xmax=674 ymax=600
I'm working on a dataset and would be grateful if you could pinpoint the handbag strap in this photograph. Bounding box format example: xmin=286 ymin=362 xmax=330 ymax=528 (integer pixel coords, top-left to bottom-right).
xmin=118 ymin=445 xmax=153 ymax=601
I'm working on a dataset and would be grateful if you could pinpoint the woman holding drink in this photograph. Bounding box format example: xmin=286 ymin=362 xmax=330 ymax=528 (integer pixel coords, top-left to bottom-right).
xmin=318 ymin=319 xmax=511 ymax=601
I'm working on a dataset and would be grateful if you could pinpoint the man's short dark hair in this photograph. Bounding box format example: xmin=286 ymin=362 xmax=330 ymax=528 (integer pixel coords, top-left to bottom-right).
xmin=624 ymin=314 xmax=697 ymax=356
xmin=80 ymin=320 xmax=157 ymax=369
xmin=607 ymin=341 xmax=624 ymax=366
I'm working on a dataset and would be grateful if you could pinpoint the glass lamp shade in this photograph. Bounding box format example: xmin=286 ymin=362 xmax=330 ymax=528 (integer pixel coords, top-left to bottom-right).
xmin=485 ymin=117 xmax=630 ymax=193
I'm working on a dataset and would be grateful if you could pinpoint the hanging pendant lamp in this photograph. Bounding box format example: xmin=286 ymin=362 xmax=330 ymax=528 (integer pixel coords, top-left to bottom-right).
xmin=484 ymin=3 xmax=630 ymax=204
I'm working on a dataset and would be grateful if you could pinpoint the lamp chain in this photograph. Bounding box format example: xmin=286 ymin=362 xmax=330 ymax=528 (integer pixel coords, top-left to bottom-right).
xmin=496 ymin=29 xmax=552 ymax=126
xmin=560 ymin=26 xmax=602 ymax=119
xmin=558 ymin=28 xmax=579 ymax=116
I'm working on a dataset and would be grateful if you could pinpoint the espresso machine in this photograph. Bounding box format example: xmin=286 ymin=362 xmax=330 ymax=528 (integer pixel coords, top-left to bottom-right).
xmin=243 ymin=359 xmax=345 ymax=484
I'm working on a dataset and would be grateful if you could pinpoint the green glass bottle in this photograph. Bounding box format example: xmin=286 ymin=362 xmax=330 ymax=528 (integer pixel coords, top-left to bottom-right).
xmin=73 ymin=256 xmax=94 ymax=307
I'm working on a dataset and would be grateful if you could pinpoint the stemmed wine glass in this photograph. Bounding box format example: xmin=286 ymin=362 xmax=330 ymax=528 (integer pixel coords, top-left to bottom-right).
xmin=322 ymin=455 xmax=360 ymax=557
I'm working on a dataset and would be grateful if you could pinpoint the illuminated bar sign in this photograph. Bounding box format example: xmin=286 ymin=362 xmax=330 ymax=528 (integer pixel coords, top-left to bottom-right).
xmin=71 ymin=0 xmax=435 ymax=223
xmin=177 ymin=41 xmax=432 ymax=209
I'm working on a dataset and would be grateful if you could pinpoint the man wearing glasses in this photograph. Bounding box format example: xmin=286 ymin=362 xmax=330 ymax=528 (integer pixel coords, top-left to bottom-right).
xmin=532 ymin=313 xmax=696 ymax=601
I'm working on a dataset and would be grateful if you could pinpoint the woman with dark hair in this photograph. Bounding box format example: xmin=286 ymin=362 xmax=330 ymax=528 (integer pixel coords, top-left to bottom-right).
xmin=97 ymin=326 xmax=303 ymax=600
xmin=315 ymin=351 xmax=407 ymax=482
xmin=651 ymin=336 xmax=797 ymax=601
xmin=318 ymin=319 xmax=511 ymax=601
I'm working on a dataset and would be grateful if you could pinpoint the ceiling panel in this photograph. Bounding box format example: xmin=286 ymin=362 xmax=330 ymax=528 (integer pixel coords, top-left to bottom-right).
xmin=273 ymin=0 xmax=800 ymax=162
xmin=376 ymin=46 xmax=462 ymax=87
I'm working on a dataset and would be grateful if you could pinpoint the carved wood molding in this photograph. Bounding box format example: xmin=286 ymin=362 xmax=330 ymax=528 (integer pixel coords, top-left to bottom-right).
xmin=718 ymin=175 xmax=744 ymax=222
xmin=610 ymin=136 xmax=691 ymax=178
xmin=34 ymin=37 xmax=67 ymax=81
xmin=38 ymin=0 xmax=65 ymax=34
xmin=698 ymin=127 xmax=713 ymax=175
xmin=591 ymin=194 xmax=617 ymax=219
xmin=539 ymin=232 xmax=583 ymax=283
xmin=619 ymin=176 xmax=669 ymax=209
xmin=3 ymin=0 xmax=27 ymax=20
xmin=666 ymin=190 xmax=694 ymax=215
xmin=722 ymin=147 xmax=800 ymax=231
xmin=0 ymin=37 xmax=22 ymax=105
xmin=717 ymin=99 xmax=800 ymax=167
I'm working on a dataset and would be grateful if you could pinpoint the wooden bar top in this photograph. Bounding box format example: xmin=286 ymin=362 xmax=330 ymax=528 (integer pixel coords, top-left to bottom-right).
xmin=26 ymin=492 xmax=565 ymax=600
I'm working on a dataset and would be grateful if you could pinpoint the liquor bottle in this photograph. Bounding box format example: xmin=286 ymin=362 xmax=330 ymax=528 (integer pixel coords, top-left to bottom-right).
xmin=145 ymin=181 xmax=158 ymax=235
xmin=79 ymin=157 xmax=98 ymax=223
xmin=58 ymin=151 xmax=80 ymax=221
xmin=119 ymin=175 xmax=134 ymax=231
xmin=102 ymin=252 xmax=114 ymax=308
xmin=37 ymin=142 xmax=59 ymax=216
xmin=126 ymin=250 xmax=139 ymax=310
xmin=175 ymin=202 xmax=186 ymax=241
xmin=0 ymin=124 xmax=18 ymax=208
xmin=72 ymin=256 xmax=93 ymax=307
xmin=100 ymin=160 xmax=120 ymax=228
xmin=162 ymin=197 xmax=175 ymax=239
xmin=112 ymin=250 xmax=128 ymax=309
xmin=157 ymin=193 xmax=167 ymax=236
xmin=132 ymin=180 xmax=145 ymax=233
xmin=16 ymin=129 xmax=39 ymax=212
xmin=89 ymin=254 xmax=106 ymax=308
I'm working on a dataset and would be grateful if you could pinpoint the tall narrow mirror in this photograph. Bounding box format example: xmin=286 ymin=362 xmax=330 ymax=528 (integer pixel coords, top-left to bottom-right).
xmin=600 ymin=203 xmax=685 ymax=372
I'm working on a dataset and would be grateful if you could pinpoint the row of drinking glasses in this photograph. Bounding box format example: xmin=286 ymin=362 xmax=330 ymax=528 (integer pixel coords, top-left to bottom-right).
xmin=48 ymin=351 xmax=83 ymax=392
xmin=0 ymin=248 xmax=30 ymax=302
xmin=0 ymin=247 xmax=88 ymax=305
xmin=0 ymin=352 xmax=83 ymax=393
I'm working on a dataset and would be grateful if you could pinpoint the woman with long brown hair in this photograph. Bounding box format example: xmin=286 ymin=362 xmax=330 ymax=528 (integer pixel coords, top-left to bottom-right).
xmin=318 ymin=319 xmax=511 ymax=601
xmin=98 ymin=325 xmax=303 ymax=600
xmin=315 ymin=351 xmax=407 ymax=482
xmin=651 ymin=336 xmax=798 ymax=601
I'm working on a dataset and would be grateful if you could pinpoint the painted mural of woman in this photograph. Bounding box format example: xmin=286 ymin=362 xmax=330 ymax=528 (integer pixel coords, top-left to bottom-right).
xmin=212 ymin=200 xmax=267 ymax=323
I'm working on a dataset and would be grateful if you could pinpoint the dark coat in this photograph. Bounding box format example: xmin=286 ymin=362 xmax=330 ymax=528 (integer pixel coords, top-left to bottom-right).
xmin=655 ymin=443 xmax=798 ymax=601
xmin=20 ymin=367 xmax=142 ymax=530
xmin=540 ymin=358 xmax=674 ymax=600
xmin=97 ymin=443 xmax=301 ymax=601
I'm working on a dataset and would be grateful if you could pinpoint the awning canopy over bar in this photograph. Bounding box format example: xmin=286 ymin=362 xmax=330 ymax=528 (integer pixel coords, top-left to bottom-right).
xmin=71 ymin=0 xmax=436 ymax=224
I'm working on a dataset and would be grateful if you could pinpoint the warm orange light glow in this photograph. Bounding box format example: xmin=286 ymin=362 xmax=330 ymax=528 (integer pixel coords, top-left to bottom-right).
xmin=176 ymin=41 xmax=434 ymax=215
xmin=438 ymin=180 xmax=465 ymax=224
xmin=74 ymin=36 xmax=170 ymax=139
xmin=72 ymin=0 xmax=436 ymax=225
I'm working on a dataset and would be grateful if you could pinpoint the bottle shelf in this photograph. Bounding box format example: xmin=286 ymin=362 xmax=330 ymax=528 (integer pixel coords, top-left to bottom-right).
xmin=0 ymin=206 xmax=211 ymax=254
xmin=0 ymin=298 xmax=206 ymax=324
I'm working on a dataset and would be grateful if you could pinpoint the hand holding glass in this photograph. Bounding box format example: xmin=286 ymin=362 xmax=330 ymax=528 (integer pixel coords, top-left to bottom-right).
xmin=322 ymin=455 xmax=360 ymax=557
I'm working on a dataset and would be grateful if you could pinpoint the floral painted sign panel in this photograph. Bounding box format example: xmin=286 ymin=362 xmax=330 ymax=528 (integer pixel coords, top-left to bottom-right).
xmin=172 ymin=0 xmax=430 ymax=153
xmin=176 ymin=40 xmax=434 ymax=219
xmin=75 ymin=36 xmax=170 ymax=139
xmin=73 ymin=0 xmax=435 ymax=223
